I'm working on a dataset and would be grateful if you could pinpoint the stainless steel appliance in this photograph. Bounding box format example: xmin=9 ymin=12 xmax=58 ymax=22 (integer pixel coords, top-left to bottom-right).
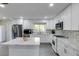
xmin=55 ymin=22 xmax=63 ymax=30
xmin=12 ymin=24 xmax=22 ymax=39
xmin=23 ymin=29 xmax=33 ymax=37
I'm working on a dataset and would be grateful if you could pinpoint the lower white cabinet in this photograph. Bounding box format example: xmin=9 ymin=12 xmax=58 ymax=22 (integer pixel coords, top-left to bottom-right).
xmin=57 ymin=39 xmax=64 ymax=55
xmin=76 ymin=51 xmax=79 ymax=56
xmin=62 ymin=45 xmax=77 ymax=56
xmin=57 ymin=38 xmax=77 ymax=56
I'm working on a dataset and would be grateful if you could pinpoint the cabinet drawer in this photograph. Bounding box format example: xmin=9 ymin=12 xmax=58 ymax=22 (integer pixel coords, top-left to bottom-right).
xmin=76 ymin=52 xmax=79 ymax=56
xmin=75 ymin=50 xmax=79 ymax=56
xmin=57 ymin=40 xmax=65 ymax=55
xmin=57 ymin=39 xmax=77 ymax=56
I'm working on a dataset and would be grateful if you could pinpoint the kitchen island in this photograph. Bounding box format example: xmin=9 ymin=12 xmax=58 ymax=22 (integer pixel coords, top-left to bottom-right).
xmin=1 ymin=37 xmax=40 ymax=56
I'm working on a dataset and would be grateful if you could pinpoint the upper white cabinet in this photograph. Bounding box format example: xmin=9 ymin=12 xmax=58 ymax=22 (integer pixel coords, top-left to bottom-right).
xmin=52 ymin=5 xmax=72 ymax=30
xmin=52 ymin=15 xmax=63 ymax=29
xmin=52 ymin=19 xmax=57 ymax=29
xmin=57 ymin=14 xmax=63 ymax=22
xmin=72 ymin=4 xmax=79 ymax=30
xmin=52 ymin=4 xmax=79 ymax=30
xmin=62 ymin=4 xmax=79 ymax=30
xmin=51 ymin=20 xmax=55 ymax=29
xmin=63 ymin=5 xmax=72 ymax=30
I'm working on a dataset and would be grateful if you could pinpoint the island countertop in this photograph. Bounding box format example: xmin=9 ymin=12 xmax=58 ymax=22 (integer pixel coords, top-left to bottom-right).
xmin=1 ymin=37 xmax=40 ymax=46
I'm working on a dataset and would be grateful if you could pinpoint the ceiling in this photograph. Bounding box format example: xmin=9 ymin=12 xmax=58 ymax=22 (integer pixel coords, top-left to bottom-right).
xmin=0 ymin=3 xmax=70 ymax=20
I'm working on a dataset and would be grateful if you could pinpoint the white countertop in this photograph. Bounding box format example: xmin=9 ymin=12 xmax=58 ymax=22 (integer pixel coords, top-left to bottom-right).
xmin=1 ymin=37 xmax=40 ymax=46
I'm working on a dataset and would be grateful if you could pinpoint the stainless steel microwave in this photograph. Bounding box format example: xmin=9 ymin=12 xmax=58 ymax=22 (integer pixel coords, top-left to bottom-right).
xmin=55 ymin=22 xmax=63 ymax=30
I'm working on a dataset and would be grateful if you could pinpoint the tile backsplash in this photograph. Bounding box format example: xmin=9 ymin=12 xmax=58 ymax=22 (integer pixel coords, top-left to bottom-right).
xmin=55 ymin=30 xmax=79 ymax=42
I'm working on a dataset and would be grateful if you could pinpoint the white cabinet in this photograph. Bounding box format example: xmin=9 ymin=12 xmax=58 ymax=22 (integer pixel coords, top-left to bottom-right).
xmin=0 ymin=26 xmax=5 ymax=42
xmin=63 ymin=5 xmax=72 ymax=30
xmin=57 ymin=39 xmax=64 ymax=55
xmin=63 ymin=45 xmax=77 ymax=56
xmin=52 ymin=16 xmax=61 ymax=29
xmin=52 ymin=20 xmax=55 ymax=29
xmin=76 ymin=51 xmax=79 ymax=56
xmin=53 ymin=4 xmax=79 ymax=30
xmin=52 ymin=19 xmax=57 ymax=29
xmin=63 ymin=3 xmax=79 ymax=30
xmin=52 ymin=5 xmax=72 ymax=30
xmin=0 ymin=46 xmax=9 ymax=56
xmin=32 ymin=33 xmax=52 ymax=43
xmin=57 ymin=14 xmax=63 ymax=22
xmin=57 ymin=38 xmax=77 ymax=56
xmin=72 ymin=4 xmax=79 ymax=30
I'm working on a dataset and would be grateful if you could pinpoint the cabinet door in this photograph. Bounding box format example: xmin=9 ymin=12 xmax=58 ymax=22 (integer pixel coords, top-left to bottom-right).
xmin=57 ymin=38 xmax=77 ymax=56
xmin=57 ymin=43 xmax=64 ymax=55
xmin=52 ymin=20 xmax=55 ymax=29
xmin=57 ymin=38 xmax=65 ymax=55
xmin=72 ymin=4 xmax=79 ymax=30
xmin=57 ymin=14 xmax=63 ymax=22
xmin=52 ymin=18 xmax=58 ymax=29
xmin=63 ymin=5 xmax=72 ymax=30
xmin=76 ymin=50 xmax=79 ymax=56
xmin=63 ymin=45 xmax=77 ymax=56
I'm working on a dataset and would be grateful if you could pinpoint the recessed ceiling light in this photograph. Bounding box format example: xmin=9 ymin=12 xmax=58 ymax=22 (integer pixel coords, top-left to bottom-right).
xmin=2 ymin=17 xmax=7 ymax=19
xmin=49 ymin=3 xmax=54 ymax=7
xmin=0 ymin=4 xmax=5 ymax=8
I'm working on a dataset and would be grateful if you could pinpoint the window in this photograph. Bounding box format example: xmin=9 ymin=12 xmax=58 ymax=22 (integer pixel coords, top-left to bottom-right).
xmin=34 ymin=23 xmax=46 ymax=32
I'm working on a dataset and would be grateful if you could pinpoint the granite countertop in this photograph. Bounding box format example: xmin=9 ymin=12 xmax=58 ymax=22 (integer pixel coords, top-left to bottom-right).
xmin=1 ymin=37 xmax=40 ymax=46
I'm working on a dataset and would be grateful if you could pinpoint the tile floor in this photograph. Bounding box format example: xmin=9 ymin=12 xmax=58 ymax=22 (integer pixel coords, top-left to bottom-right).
xmin=39 ymin=43 xmax=57 ymax=56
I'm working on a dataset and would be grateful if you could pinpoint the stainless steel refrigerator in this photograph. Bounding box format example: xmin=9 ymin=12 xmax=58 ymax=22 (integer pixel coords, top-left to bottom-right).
xmin=12 ymin=24 xmax=22 ymax=39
